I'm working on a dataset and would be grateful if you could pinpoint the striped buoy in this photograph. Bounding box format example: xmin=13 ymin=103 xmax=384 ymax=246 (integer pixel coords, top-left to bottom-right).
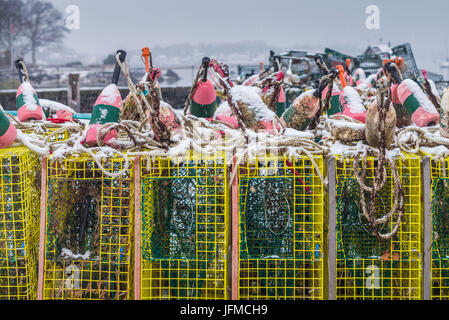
xmin=337 ymin=66 xmax=366 ymax=123
xmin=85 ymin=50 xmax=126 ymax=146
xmin=190 ymin=57 xmax=217 ymax=118
xmin=276 ymin=86 xmax=286 ymax=117
xmin=0 ymin=107 xmax=17 ymax=148
xmin=15 ymin=59 xmax=44 ymax=122
xmin=321 ymin=84 xmax=342 ymax=116
xmin=397 ymin=79 xmax=439 ymax=127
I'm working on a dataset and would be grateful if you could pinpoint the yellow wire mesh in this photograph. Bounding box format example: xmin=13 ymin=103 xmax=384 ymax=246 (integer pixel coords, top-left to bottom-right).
xmin=0 ymin=146 xmax=39 ymax=300
xmin=335 ymin=155 xmax=421 ymax=300
xmin=140 ymin=153 xmax=228 ymax=300
xmin=42 ymin=155 xmax=134 ymax=300
xmin=237 ymin=155 xmax=324 ymax=300
xmin=430 ymin=157 xmax=449 ymax=299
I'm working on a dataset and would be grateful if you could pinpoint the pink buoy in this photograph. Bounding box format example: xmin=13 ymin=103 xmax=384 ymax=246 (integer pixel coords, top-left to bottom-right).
xmin=16 ymin=82 xmax=44 ymax=122
xmin=85 ymin=84 xmax=122 ymax=146
xmin=0 ymin=108 xmax=17 ymax=149
xmin=339 ymin=86 xmax=367 ymax=123
xmin=397 ymin=79 xmax=439 ymax=127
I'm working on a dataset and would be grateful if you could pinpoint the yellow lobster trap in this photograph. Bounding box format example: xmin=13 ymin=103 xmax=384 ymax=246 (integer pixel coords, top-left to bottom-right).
xmin=38 ymin=154 xmax=134 ymax=300
xmin=0 ymin=146 xmax=39 ymax=300
xmin=429 ymin=156 xmax=449 ymax=299
xmin=335 ymin=155 xmax=422 ymax=300
xmin=136 ymin=153 xmax=228 ymax=300
xmin=234 ymin=155 xmax=324 ymax=300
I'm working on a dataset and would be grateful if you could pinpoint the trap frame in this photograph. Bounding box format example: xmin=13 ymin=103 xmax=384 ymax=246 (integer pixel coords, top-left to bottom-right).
xmin=335 ymin=155 xmax=422 ymax=300
xmin=234 ymin=155 xmax=324 ymax=300
xmin=429 ymin=156 xmax=449 ymax=299
xmin=38 ymin=154 xmax=134 ymax=300
xmin=137 ymin=152 xmax=228 ymax=300
xmin=0 ymin=147 xmax=40 ymax=300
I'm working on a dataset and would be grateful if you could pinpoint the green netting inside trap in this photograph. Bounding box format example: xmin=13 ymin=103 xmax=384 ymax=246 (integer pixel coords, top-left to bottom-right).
xmin=337 ymin=178 xmax=396 ymax=259
xmin=141 ymin=160 xmax=227 ymax=299
xmin=46 ymin=179 xmax=101 ymax=260
xmin=142 ymin=177 xmax=198 ymax=261
xmin=239 ymin=177 xmax=295 ymax=259
xmin=431 ymin=177 xmax=449 ymax=293
xmin=44 ymin=171 xmax=132 ymax=300
xmin=336 ymin=163 xmax=420 ymax=299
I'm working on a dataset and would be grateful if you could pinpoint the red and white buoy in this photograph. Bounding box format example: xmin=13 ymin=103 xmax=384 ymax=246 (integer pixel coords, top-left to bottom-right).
xmin=337 ymin=65 xmax=367 ymax=123
xmin=15 ymin=59 xmax=44 ymax=122
xmin=0 ymin=106 xmax=17 ymax=149
xmin=190 ymin=57 xmax=218 ymax=118
xmin=84 ymin=50 xmax=126 ymax=146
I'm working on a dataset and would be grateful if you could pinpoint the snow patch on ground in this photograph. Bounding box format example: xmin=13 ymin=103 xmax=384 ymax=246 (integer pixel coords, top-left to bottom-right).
xmin=61 ymin=248 xmax=91 ymax=260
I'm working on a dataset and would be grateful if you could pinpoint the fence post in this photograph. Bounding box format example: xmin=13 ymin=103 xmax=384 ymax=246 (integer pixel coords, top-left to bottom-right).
xmin=328 ymin=157 xmax=336 ymax=300
xmin=37 ymin=156 xmax=48 ymax=300
xmin=67 ymin=73 xmax=81 ymax=113
xmin=231 ymin=156 xmax=239 ymax=300
xmin=423 ymin=156 xmax=431 ymax=300
xmin=134 ymin=156 xmax=142 ymax=300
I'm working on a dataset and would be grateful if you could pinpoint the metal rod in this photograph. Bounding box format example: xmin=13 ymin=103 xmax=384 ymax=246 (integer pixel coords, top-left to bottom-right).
xmin=134 ymin=156 xmax=142 ymax=300
xmin=423 ymin=156 xmax=432 ymax=300
xmin=327 ymin=157 xmax=337 ymax=300
xmin=37 ymin=157 xmax=48 ymax=300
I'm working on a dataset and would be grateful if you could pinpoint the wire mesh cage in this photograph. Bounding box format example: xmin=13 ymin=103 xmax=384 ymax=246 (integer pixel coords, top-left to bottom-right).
xmin=430 ymin=157 xmax=449 ymax=299
xmin=391 ymin=43 xmax=420 ymax=81
xmin=237 ymin=155 xmax=324 ymax=300
xmin=140 ymin=153 xmax=228 ymax=300
xmin=42 ymin=155 xmax=134 ymax=300
xmin=0 ymin=147 xmax=39 ymax=300
xmin=335 ymin=155 xmax=421 ymax=300
xmin=355 ymin=54 xmax=384 ymax=77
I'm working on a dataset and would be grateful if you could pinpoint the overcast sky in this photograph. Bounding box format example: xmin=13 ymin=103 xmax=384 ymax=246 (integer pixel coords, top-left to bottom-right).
xmin=48 ymin=0 xmax=449 ymax=73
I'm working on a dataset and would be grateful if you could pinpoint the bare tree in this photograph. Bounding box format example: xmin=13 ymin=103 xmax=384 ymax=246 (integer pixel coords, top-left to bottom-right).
xmin=21 ymin=0 xmax=68 ymax=64
xmin=0 ymin=0 xmax=26 ymax=65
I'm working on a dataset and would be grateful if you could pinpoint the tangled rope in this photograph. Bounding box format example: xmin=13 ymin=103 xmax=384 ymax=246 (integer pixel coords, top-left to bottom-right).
xmin=352 ymin=77 xmax=405 ymax=240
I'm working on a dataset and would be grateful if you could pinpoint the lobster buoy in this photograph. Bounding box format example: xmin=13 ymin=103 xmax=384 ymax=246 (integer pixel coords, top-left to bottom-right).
xmin=85 ymin=50 xmax=126 ymax=147
xmin=337 ymin=66 xmax=367 ymax=123
xmin=440 ymin=87 xmax=449 ymax=138
xmin=261 ymin=72 xmax=286 ymax=117
xmin=15 ymin=59 xmax=44 ymax=122
xmin=0 ymin=107 xmax=17 ymax=148
xmin=280 ymin=90 xmax=320 ymax=131
xmin=354 ymin=68 xmax=367 ymax=87
xmin=276 ymin=86 xmax=286 ymax=117
xmin=190 ymin=57 xmax=217 ymax=118
xmin=365 ymin=100 xmax=397 ymax=148
xmin=391 ymin=83 xmax=412 ymax=127
xmin=215 ymin=85 xmax=281 ymax=133
xmin=397 ymin=79 xmax=439 ymax=127
xmin=321 ymin=84 xmax=342 ymax=116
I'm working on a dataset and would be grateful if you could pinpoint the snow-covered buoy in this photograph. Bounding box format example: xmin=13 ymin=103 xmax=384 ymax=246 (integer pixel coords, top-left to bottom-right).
xmin=0 ymin=106 xmax=17 ymax=149
xmin=321 ymin=84 xmax=342 ymax=116
xmin=215 ymin=85 xmax=281 ymax=133
xmin=190 ymin=57 xmax=217 ymax=118
xmin=337 ymin=66 xmax=367 ymax=123
xmin=85 ymin=50 xmax=126 ymax=147
xmin=397 ymin=79 xmax=439 ymax=127
xmin=15 ymin=59 xmax=44 ymax=122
